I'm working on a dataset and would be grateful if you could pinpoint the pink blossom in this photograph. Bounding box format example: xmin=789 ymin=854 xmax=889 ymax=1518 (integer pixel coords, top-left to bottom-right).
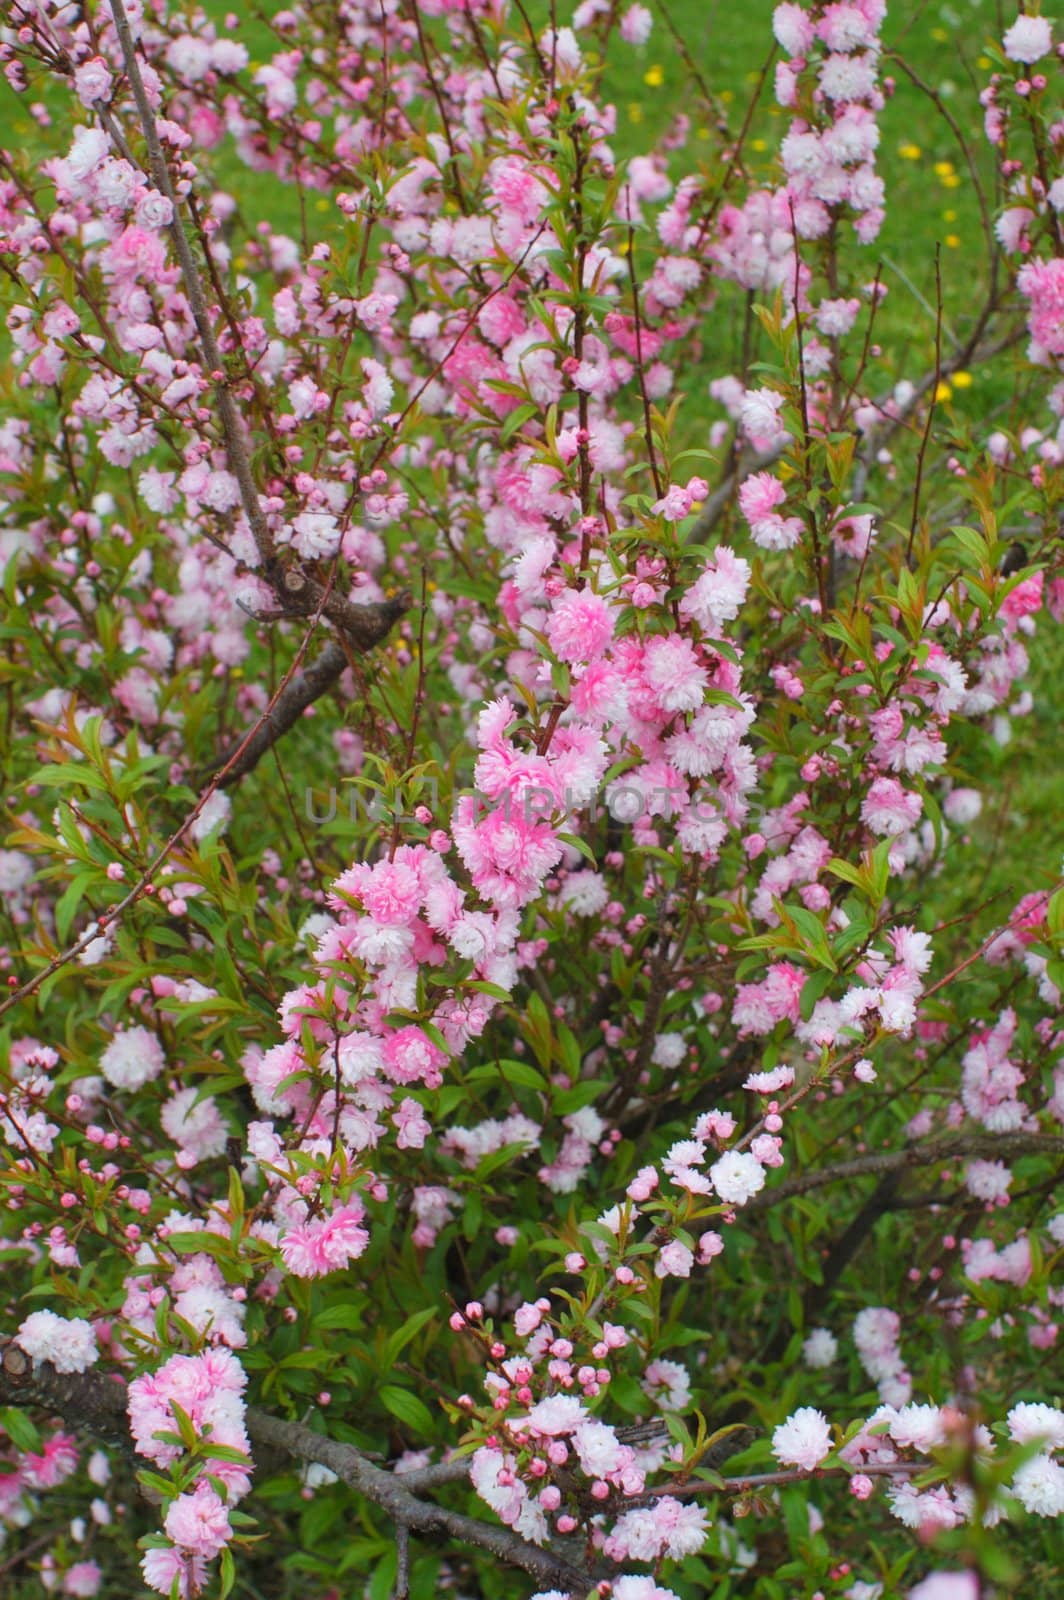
xmin=908 ymin=1577 xmax=980 ymax=1600
xmin=680 ymin=546 xmax=751 ymax=633
xmin=393 ymin=1097 xmax=431 ymax=1149
xmin=740 ymin=386 xmax=787 ymax=442
xmin=16 ymin=1310 xmax=97 ymax=1373
xmin=572 ymin=1418 xmax=628 ymax=1477
xmin=1002 ymin=15 xmax=1052 ymax=63
xmin=128 ymin=1349 xmax=251 ymax=1499
xmin=279 ymin=1200 xmax=369 ymax=1277
xmin=160 ymin=1087 xmax=228 ymax=1166
xmin=620 ymin=3 xmax=653 ymax=43
xmin=1018 ymin=258 xmax=1064 ymax=360
xmin=1007 ymin=1402 xmax=1064 ymax=1450
xmin=546 ymin=588 xmax=616 ymax=662
xmin=525 ymin=1395 xmax=587 ymax=1435
xmin=100 ymin=1025 xmax=165 ymax=1091
xmin=62 ymin=1562 xmax=103 ymax=1598
xmin=772 ymin=1406 xmax=832 ymax=1469
xmin=773 ymin=2 xmax=816 ymax=56
xmin=655 ymin=1239 xmax=695 ymax=1277
xmin=642 ymin=634 xmax=707 ymax=713
xmin=613 ymin=1581 xmax=683 ymax=1600
xmin=861 ymin=776 xmax=923 ymax=837
xmin=709 ymin=1149 xmax=766 ymax=1205
xmin=73 ymin=58 xmax=113 ymax=108
xmin=164 ymin=1483 xmax=232 ymax=1557
xmin=738 ymin=470 xmax=786 ymax=522
xmin=141 ymin=1549 xmax=208 ymax=1599
xmin=23 ymin=1433 xmax=78 ymax=1488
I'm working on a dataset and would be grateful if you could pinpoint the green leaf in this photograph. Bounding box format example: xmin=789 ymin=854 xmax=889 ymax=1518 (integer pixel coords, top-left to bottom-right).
xmin=556 ymin=830 xmax=598 ymax=865
xmin=552 ymin=1080 xmax=608 ymax=1114
xmin=462 ymin=1186 xmax=483 ymax=1241
xmin=379 ymin=1385 xmax=435 ymax=1436
xmin=0 ymin=1407 xmax=41 ymax=1454
xmin=783 ymin=903 xmax=836 ymax=971
xmin=29 ymin=763 xmax=110 ymax=793
xmin=799 ymin=968 xmax=834 ymax=1022
xmin=827 ymin=857 xmax=865 ymax=889
xmin=369 ymin=1546 xmax=399 ymax=1600
xmin=523 ymin=991 xmax=553 ymax=1068
xmin=165 ymin=1231 xmax=234 ymax=1263
xmin=168 ymin=1401 xmax=199 ymax=1453
xmin=467 ymin=1059 xmax=547 ymax=1093
xmin=382 ymin=1307 xmax=437 ymax=1371
xmin=496 ymin=400 xmax=534 ymax=444
xmin=54 ymin=870 xmax=100 ymax=944
xmin=280 ymin=1349 xmax=333 ymax=1370
xmin=473 ymin=1140 xmax=531 ymax=1180
xmin=313 ymin=1304 xmax=365 ymax=1333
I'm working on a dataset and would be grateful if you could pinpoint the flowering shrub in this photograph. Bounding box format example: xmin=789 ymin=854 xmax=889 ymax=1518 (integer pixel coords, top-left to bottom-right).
xmin=0 ymin=1 xmax=1061 ymax=1597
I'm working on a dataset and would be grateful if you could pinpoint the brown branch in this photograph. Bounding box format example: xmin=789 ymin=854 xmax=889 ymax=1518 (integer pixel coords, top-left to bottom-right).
xmin=209 ymin=640 xmax=347 ymax=787
xmin=107 ymin=0 xmax=408 ymax=656
xmin=207 ymin=577 xmax=411 ymax=787
xmin=0 ymin=1341 xmax=130 ymax=1449
xmin=0 ymin=1343 xmax=590 ymax=1596
xmin=745 ymin=1131 xmax=1064 ymax=1212
xmin=626 ymin=211 xmax=664 ymax=502
xmin=107 ymin=0 xmax=274 ymax=568
xmin=0 ymin=585 xmax=343 ymax=1023
xmin=246 ymin=1412 xmax=588 ymax=1592
xmin=628 ymin=1458 xmax=926 ymax=1505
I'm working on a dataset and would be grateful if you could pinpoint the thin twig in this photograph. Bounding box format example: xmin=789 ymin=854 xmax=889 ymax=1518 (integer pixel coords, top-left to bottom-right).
xmin=906 ymin=244 xmax=943 ymax=565
xmin=394 ymin=1523 xmax=411 ymax=1600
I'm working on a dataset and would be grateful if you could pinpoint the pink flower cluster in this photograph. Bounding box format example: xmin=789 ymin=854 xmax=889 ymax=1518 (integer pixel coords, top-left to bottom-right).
xmin=127 ymin=1349 xmax=251 ymax=1594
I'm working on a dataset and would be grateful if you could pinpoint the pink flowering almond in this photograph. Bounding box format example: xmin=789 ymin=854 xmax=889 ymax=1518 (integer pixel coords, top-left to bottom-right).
xmin=772 ymin=1406 xmax=833 ymax=1470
